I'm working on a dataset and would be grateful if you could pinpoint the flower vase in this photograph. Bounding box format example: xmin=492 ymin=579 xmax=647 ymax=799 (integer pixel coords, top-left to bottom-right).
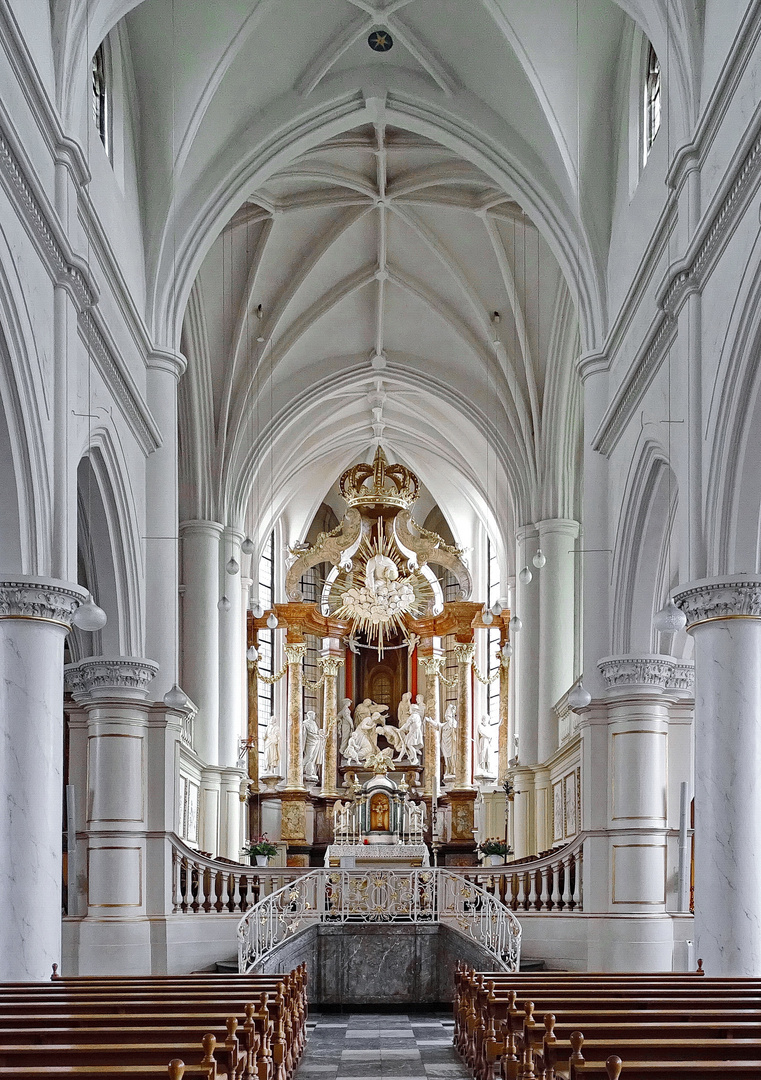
xmin=487 ymin=854 xmax=503 ymax=866
xmin=255 ymin=854 xmax=269 ymax=867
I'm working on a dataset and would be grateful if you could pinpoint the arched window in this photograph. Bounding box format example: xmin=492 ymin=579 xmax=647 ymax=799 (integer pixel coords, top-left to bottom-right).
xmin=644 ymin=43 xmax=661 ymax=164
xmin=92 ymin=43 xmax=110 ymax=156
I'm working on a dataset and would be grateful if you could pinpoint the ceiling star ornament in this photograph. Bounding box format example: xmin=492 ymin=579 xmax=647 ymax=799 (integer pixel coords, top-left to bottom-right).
xmin=368 ymin=29 xmax=393 ymax=52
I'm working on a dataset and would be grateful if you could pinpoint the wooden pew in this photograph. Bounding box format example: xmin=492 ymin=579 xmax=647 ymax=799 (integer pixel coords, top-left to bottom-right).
xmin=0 ymin=965 xmax=307 ymax=1080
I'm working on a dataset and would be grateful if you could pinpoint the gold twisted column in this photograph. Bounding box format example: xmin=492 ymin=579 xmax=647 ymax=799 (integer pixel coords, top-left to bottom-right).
xmin=284 ymin=642 xmax=307 ymax=791
xmin=453 ymin=642 xmax=475 ymax=790
xmin=420 ymin=654 xmax=443 ymax=797
xmin=319 ymin=652 xmax=343 ymax=797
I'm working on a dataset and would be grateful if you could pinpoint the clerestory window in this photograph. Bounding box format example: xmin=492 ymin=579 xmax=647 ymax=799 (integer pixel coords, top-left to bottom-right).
xmin=644 ymin=43 xmax=661 ymax=164
xmin=92 ymin=43 xmax=110 ymax=157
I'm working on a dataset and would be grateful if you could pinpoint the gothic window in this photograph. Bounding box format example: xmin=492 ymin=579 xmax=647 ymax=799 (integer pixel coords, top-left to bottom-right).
xmin=257 ymin=532 xmax=275 ymax=760
xmin=486 ymin=538 xmax=501 ymax=719
xmin=92 ymin=43 xmax=110 ymax=156
xmin=644 ymin=43 xmax=661 ymax=163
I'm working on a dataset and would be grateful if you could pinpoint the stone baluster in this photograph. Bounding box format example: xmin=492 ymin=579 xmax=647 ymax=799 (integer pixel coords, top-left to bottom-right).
xmin=572 ymin=852 xmax=582 ymax=908
xmin=551 ymin=862 xmax=562 ymax=909
xmin=528 ymin=870 xmax=538 ymax=910
xmin=540 ymin=866 xmax=551 ymax=910
xmin=562 ymin=857 xmax=573 ymax=908
xmin=674 ymin=577 xmax=761 ymax=975
xmin=319 ymin=647 xmax=343 ymax=798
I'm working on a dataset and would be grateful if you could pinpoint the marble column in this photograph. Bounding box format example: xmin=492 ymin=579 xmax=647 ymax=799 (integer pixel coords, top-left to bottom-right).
xmin=514 ymin=525 xmax=540 ymax=765
xmin=420 ymin=650 xmax=443 ymax=797
xmin=247 ymin=627 xmax=259 ymax=792
xmin=63 ymin=656 xmax=158 ymax=972
xmin=453 ymin=642 xmax=475 ymax=789
xmin=218 ymin=528 xmax=244 ymax=769
xmin=179 ymin=520 xmax=223 ymax=765
xmin=145 ymin=350 xmax=186 ymax=700
xmin=0 ymin=577 xmax=87 ymax=980
xmin=537 ymin=519 xmax=580 ymax=762
xmin=284 ymin=642 xmax=307 ymax=791
xmin=674 ymin=577 xmax=761 ymax=976
xmin=319 ymin=646 xmax=343 ymax=798
xmin=597 ymin=656 xmax=673 ymax=918
xmin=497 ymin=628 xmax=511 ymax=783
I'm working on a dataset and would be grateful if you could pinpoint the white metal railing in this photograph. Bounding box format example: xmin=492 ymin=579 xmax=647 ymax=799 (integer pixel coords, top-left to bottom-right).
xmin=237 ymin=868 xmax=522 ymax=974
xmin=171 ymin=835 xmax=312 ymax=914
xmin=448 ymin=834 xmax=584 ymax=912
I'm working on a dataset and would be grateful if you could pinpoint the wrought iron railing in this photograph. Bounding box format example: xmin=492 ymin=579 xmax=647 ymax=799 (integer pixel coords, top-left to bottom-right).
xmin=237 ymin=868 xmax=522 ymax=974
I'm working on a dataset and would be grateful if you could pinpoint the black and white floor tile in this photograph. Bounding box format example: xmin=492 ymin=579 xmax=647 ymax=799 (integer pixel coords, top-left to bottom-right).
xmin=299 ymin=1013 xmax=468 ymax=1080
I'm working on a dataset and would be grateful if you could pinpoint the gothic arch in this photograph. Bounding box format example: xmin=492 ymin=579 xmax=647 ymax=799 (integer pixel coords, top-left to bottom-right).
xmin=0 ymin=240 xmax=51 ymax=575
xmin=69 ymin=432 xmax=144 ymax=660
xmin=612 ymin=437 xmax=679 ymax=654
xmin=705 ymin=229 xmax=761 ymax=576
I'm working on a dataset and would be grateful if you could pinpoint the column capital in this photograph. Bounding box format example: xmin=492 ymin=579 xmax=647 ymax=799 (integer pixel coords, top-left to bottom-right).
xmin=179 ymin=519 xmax=224 ymax=539
xmin=453 ymin=642 xmax=475 ymax=664
xmin=64 ymin=655 xmax=160 ymax=702
xmin=420 ymin=655 xmax=445 ymax=676
xmin=515 ymin=523 xmax=539 ymax=543
xmin=597 ymin=653 xmax=694 ymax=696
xmin=147 ymin=348 xmax=187 ymax=380
xmin=536 ymin=518 xmax=580 ymax=539
xmin=284 ymin=642 xmax=308 ymax=664
xmin=317 ymin=655 xmax=343 ymax=677
xmin=674 ymin=575 xmax=761 ymax=629
xmin=0 ymin=576 xmax=88 ymax=628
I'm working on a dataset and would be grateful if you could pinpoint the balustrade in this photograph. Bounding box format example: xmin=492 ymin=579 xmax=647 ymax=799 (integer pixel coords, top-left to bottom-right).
xmin=450 ymin=836 xmax=584 ymax=912
xmin=171 ymin=837 xmax=311 ymax=915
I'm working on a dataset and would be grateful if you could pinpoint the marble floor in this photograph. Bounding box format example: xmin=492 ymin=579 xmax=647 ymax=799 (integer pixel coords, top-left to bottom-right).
xmin=297 ymin=1012 xmax=471 ymax=1080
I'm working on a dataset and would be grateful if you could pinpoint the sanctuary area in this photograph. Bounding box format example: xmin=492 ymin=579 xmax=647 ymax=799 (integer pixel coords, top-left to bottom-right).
xmin=2 ymin=3 xmax=761 ymax=1063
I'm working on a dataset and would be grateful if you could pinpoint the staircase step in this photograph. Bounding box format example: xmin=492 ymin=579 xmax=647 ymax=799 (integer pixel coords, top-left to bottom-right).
xmin=215 ymin=958 xmax=238 ymax=973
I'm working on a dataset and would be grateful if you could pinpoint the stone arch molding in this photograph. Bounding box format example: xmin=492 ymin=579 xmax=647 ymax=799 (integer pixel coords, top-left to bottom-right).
xmin=611 ymin=436 xmax=678 ymax=655
xmin=75 ymin=429 xmax=145 ymax=659
xmin=705 ymin=227 xmax=761 ymax=576
xmin=0 ymin=227 xmax=52 ymax=575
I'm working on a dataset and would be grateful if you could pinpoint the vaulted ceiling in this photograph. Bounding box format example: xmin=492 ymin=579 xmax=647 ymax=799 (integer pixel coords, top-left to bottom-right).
xmin=51 ymin=0 xmax=702 ymax=560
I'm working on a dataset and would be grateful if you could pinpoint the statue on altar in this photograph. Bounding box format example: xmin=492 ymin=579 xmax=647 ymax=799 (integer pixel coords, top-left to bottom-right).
xmin=440 ymin=702 xmax=458 ymax=779
xmin=263 ymin=716 xmax=281 ymax=774
xmin=399 ymin=701 xmax=424 ymax=765
xmin=343 ymin=713 xmax=383 ymax=765
xmin=475 ymin=714 xmax=498 ymax=777
xmin=303 ymin=710 xmax=325 ymax=782
xmin=338 ymin=698 xmax=354 ymax=756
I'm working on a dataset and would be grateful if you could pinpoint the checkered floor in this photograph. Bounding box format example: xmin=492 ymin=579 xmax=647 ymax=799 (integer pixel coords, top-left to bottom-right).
xmin=298 ymin=1012 xmax=469 ymax=1080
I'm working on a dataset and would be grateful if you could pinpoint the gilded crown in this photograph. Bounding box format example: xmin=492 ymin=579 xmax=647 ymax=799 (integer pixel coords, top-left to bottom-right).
xmin=339 ymin=445 xmax=420 ymax=510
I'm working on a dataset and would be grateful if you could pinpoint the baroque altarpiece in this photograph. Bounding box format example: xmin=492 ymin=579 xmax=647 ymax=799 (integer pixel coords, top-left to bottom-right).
xmin=246 ymin=447 xmax=511 ymax=866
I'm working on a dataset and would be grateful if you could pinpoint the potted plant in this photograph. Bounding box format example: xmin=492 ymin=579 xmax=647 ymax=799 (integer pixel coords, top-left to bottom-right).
xmin=478 ymin=838 xmax=513 ymax=866
xmin=242 ymin=835 xmax=278 ymax=867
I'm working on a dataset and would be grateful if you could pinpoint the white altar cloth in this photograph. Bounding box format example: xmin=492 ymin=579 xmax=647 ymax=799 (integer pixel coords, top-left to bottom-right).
xmin=325 ymin=842 xmax=430 ymax=867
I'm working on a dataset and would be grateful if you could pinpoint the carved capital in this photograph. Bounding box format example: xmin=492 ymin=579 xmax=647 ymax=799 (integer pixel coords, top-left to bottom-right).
xmin=0 ymin=577 xmax=88 ymax=627
xmin=453 ymin=642 xmax=475 ymax=665
xmin=598 ymin=653 xmax=694 ymax=695
xmin=674 ymin=576 xmax=761 ymax=628
xmin=317 ymin=655 xmax=342 ymax=677
xmin=284 ymin=642 xmax=308 ymax=665
xmin=65 ymin=656 xmax=160 ymax=702
xmin=420 ymin=656 xmax=444 ymax=676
